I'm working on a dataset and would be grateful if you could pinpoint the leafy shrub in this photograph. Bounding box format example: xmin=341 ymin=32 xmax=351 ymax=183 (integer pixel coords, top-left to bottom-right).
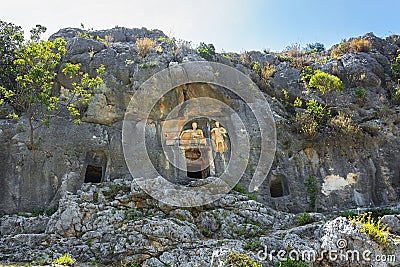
xmin=309 ymin=70 xmax=344 ymax=106
xmin=340 ymin=210 xmax=356 ymax=218
xmin=300 ymin=66 xmax=314 ymax=84
xmin=252 ymin=61 xmax=260 ymax=71
xmin=296 ymin=212 xmax=313 ymax=226
xmin=350 ymin=212 xmax=389 ymax=246
xmin=387 ymin=82 xmax=400 ymax=104
xmin=51 ymin=254 xmax=76 ymax=266
xmin=391 ymin=63 xmax=400 ymax=79
xmin=354 ymin=88 xmax=366 ymax=100
xmin=309 ymin=70 xmax=344 ymax=96
xmin=277 ymin=258 xmax=310 ymax=267
xmin=136 ymin=37 xmax=155 ymax=58
xmin=244 ymin=240 xmax=263 ymax=251
xmin=233 ymin=185 xmax=257 ymax=200
xmin=196 ymin=42 xmax=215 ymax=61
xmin=304 ymin=177 xmax=317 ymax=210
xmin=305 ymin=99 xmax=325 ymax=120
xmin=223 ymin=251 xmax=262 ymax=267
xmin=304 ymin=42 xmax=325 ymax=53
xmin=293 ymin=97 xmax=302 ymax=108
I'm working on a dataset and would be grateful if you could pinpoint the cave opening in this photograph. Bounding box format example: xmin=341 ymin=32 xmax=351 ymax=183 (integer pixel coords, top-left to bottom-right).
xmin=84 ymin=165 xmax=103 ymax=183
xmin=270 ymin=178 xmax=284 ymax=198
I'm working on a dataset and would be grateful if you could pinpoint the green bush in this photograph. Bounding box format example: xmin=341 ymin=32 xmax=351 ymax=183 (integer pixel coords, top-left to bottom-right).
xmin=296 ymin=212 xmax=313 ymax=226
xmin=51 ymin=254 xmax=76 ymax=266
xmin=304 ymin=42 xmax=325 ymax=53
xmin=304 ymin=177 xmax=317 ymax=210
xmin=390 ymin=63 xmax=399 ymax=79
xmin=309 ymin=70 xmax=344 ymax=106
xmin=355 ymin=88 xmax=366 ymax=100
xmin=196 ymin=42 xmax=215 ymax=61
xmin=233 ymin=185 xmax=257 ymax=200
xmin=300 ymin=66 xmax=314 ymax=84
xmin=340 ymin=210 xmax=356 ymax=218
xmin=277 ymin=258 xmax=310 ymax=267
xmin=244 ymin=240 xmax=263 ymax=251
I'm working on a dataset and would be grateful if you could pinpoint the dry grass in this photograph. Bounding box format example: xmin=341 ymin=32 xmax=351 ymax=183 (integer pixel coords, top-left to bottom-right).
xmin=136 ymin=37 xmax=155 ymax=58
xmin=261 ymin=63 xmax=276 ymax=82
xmin=240 ymin=51 xmax=252 ymax=67
xmin=331 ymin=38 xmax=372 ymax=58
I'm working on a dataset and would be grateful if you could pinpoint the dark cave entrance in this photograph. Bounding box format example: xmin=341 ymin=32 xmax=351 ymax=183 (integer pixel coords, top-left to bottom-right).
xmin=84 ymin=165 xmax=103 ymax=183
xmin=185 ymin=148 xmax=210 ymax=179
xmin=270 ymin=176 xmax=289 ymax=198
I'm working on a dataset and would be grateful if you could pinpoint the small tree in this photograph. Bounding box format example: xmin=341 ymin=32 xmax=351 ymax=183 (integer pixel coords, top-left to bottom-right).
xmin=0 ymin=25 xmax=105 ymax=149
xmin=309 ymin=70 xmax=344 ymax=107
xmin=0 ymin=20 xmax=24 ymax=91
xmin=294 ymin=70 xmax=344 ymax=138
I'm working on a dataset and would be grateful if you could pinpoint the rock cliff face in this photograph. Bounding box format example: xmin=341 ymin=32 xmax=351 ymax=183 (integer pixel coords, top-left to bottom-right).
xmin=0 ymin=27 xmax=399 ymax=215
xmin=0 ymin=179 xmax=399 ymax=266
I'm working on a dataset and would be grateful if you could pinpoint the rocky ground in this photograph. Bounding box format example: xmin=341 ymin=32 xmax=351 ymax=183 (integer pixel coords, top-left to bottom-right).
xmin=0 ymin=179 xmax=399 ymax=266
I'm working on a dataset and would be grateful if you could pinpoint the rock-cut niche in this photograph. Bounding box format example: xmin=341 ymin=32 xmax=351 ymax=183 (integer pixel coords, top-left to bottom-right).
xmin=83 ymin=151 xmax=107 ymax=183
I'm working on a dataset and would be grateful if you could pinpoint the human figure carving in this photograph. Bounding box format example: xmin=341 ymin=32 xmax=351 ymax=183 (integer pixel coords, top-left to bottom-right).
xmin=179 ymin=122 xmax=206 ymax=146
xmin=211 ymin=121 xmax=228 ymax=164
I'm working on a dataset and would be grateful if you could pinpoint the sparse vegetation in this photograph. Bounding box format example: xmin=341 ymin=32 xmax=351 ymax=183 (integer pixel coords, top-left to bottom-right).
xmin=304 ymin=177 xmax=317 ymax=211
xmin=136 ymin=37 xmax=155 ymax=58
xmin=296 ymin=212 xmax=313 ymax=226
xmin=196 ymin=42 xmax=215 ymax=61
xmin=51 ymin=254 xmax=76 ymax=266
xmin=96 ymin=35 xmax=114 ymax=48
xmin=350 ymin=212 xmax=390 ymax=246
xmin=240 ymin=51 xmax=252 ymax=67
xmin=330 ymin=111 xmax=359 ymax=135
xmin=244 ymin=240 xmax=263 ymax=251
xmin=294 ymin=69 xmax=345 ymax=137
xmin=233 ymin=185 xmax=257 ymax=201
xmin=354 ymin=88 xmax=366 ymax=100
xmin=340 ymin=210 xmax=356 ymax=218
xmin=260 ymin=63 xmax=276 ymax=82
xmin=277 ymin=258 xmax=310 ymax=267
xmin=331 ymin=38 xmax=372 ymax=58
xmin=308 ymin=70 xmax=344 ymax=107
xmin=300 ymin=66 xmax=314 ymax=84
xmin=223 ymin=251 xmax=262 ymax=267
xmin=303 ymin=42 xmax=325 ymax=53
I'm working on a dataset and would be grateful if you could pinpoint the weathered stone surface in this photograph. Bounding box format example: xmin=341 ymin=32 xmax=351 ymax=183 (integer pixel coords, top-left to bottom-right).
xmin=381 ymin=215 xmax=400 ymax=234
xmin=0 ymin=180 xmax=398 ymax=266
xmin=0 ymin=27 xmax=399 ymax=219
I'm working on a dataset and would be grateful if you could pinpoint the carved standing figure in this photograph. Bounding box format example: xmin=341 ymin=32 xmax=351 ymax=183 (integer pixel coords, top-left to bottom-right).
xmin=211 ymin=121 xmax=228 ymax=164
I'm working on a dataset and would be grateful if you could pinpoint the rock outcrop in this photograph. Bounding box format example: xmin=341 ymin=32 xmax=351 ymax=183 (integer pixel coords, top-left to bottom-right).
xmin=0 ymin=27 xmax=399 ymax=216
xmin=1 ymin=179 xmax=399 ymax=266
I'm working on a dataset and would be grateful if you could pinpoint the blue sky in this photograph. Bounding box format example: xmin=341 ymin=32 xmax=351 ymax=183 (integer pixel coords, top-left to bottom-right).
xmin=1 ymin=0 xmax=399 ymax=52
